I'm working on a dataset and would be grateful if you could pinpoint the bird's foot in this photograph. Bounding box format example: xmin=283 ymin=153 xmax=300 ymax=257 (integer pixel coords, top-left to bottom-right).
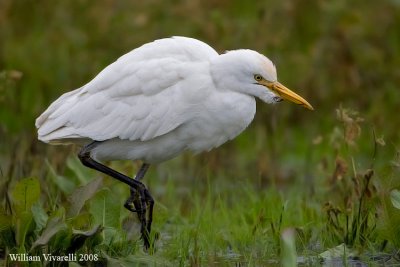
xmin=123 ymin=196 xmax=138 ymax=212
xmin=124 ymin=185 xmax=155 ymax=250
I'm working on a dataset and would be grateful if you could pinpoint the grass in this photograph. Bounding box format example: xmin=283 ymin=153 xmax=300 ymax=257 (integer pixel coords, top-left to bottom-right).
xmin=1 ymin=112 xmax=399 ymax=265
xmin=1 ymin=0 xmax=400 ymax=266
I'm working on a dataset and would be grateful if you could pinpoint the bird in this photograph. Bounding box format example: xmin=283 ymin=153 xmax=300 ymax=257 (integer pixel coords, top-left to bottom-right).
xmin=35 ymin=36 xmax=313 ymax=249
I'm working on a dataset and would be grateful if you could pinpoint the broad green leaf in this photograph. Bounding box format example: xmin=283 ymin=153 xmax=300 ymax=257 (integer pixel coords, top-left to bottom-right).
xmin=10 ymin=178 xmax=39 ymax=248
xmin=31 ymin=202 xmax=48 ymax=233
xmin=11 ymin=177 xmax=40 ymax=215
xmin=70 ymin=212 xmax=93 ymax=229
xmin=89 ymin=188 xmax=121 ymax=243
xmin=67 ymin=177 xmax=103 ymax=217
xmin=89 ymin=188 xmax=121 ymax=229
xmin=390 ymin=189 xmax=400 ymax=210
xmin=30 ymin=208 xmax=67 ymax=251
xmin=50 ymin=227 xmax=73 ymax=252
xmin=14 ymin=211 xmax=33 ymax=247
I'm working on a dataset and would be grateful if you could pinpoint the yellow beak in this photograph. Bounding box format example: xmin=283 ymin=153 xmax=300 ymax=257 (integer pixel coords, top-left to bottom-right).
xmin=261 ymin=81 xmax=314 ymax=110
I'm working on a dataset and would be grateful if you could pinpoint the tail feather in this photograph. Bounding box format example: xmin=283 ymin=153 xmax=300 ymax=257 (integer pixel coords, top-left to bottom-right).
xmin=36 ymin=88 xmax=85 ymax=143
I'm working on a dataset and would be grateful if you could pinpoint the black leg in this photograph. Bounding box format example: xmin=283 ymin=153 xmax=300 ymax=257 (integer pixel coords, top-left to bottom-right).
xmin=124 ymin=187 xmax=154 ymax=245
xmin=124 ymin=163 xmax=150 ymax=211
xmin=136 ymin=163 xmax=150 ymax=181
xmin=144 ymin=188 xmax=154 ymax=234
xmin=136 ymin=164 xmax=154 ymax=236
xmin=123 ymin=163 xmax=155 ymax=249
xmin=78 ymin=141 xmax=153 ymax=249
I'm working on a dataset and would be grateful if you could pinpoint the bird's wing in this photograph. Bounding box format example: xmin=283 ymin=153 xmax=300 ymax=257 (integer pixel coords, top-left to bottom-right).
xmin=36 ymin=36 xmax=219 ymax=143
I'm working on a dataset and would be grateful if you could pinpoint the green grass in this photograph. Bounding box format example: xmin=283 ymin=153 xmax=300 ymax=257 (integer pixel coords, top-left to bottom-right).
xmin=1 ymin=115 xmax=399 ymax=265
xmin=1 ymin=0 xmax=400 ymax=266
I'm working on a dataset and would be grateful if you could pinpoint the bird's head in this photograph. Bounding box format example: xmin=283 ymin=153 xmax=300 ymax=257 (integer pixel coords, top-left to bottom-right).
xmin=210 ymin=49 xmax=313 ymax=110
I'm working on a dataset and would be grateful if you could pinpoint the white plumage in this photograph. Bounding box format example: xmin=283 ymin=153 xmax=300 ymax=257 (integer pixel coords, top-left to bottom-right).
xmin=36 ymin=36 xmax=313 ymax=163
xmin=36 ymin=36 xmax=314 ymax=248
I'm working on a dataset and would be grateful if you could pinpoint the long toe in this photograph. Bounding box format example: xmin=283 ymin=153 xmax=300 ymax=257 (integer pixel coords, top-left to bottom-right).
xmin=124 ymin=198 xmax=137 ymax=212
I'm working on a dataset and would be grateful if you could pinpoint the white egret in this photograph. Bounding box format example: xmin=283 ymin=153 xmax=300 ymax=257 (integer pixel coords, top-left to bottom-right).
xmin=36 ymin=36 xmax=313 ymax=248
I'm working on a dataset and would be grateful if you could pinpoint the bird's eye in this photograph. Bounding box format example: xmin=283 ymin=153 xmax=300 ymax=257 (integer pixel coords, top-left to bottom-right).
xmin=254 ymin=74 xmax=263 ymax=82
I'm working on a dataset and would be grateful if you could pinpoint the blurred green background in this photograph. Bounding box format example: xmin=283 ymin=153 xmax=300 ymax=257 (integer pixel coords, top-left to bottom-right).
xmin=1 ymin=0 xmax=400 ymax=264
xmin=1 ymin=0 xmax=399 ymax=182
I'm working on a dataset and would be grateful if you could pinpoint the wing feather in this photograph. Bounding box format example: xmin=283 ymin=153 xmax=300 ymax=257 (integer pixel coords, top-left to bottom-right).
xmin=36 ymin=36 xmax=218 ymax=144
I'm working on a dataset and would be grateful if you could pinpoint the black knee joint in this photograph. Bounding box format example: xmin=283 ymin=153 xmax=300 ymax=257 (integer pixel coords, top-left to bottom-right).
xmin=78 ymin=149 xmax=91 ymax=166
xmin=78 ymin=141 xmax=100 ymax=166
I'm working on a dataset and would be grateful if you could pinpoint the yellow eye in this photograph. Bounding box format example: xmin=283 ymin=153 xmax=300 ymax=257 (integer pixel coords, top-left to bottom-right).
xmin=254 ymin=74 xmax=263 ymax=81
